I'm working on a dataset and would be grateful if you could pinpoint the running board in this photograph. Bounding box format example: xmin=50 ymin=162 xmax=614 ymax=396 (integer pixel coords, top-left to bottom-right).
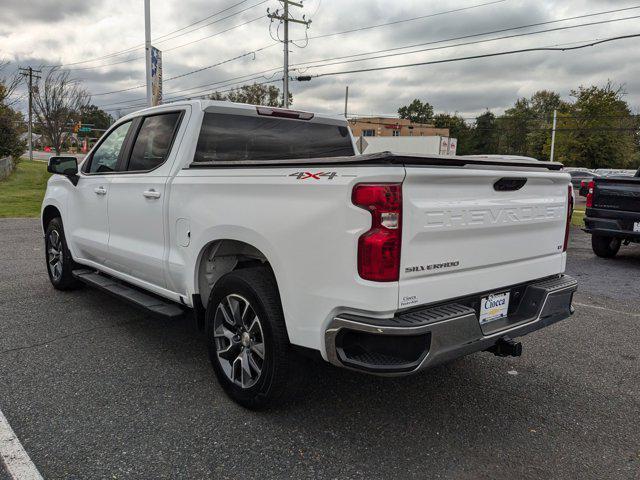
xmin=72 ymin=269 xmax=185 ymax=318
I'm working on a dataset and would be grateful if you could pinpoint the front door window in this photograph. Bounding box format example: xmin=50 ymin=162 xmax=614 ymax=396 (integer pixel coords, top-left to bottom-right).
xmin=87 ymin=121 xmax=131 ymax=173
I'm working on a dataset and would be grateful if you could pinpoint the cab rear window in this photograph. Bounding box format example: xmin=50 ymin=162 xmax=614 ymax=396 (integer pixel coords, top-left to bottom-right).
xmin=194 ymin=113 xmax=355 ymax=162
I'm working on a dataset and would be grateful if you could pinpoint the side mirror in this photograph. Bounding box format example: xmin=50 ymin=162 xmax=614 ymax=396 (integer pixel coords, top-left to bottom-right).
xmin=48 ymin=156 xmax=78 ymax=176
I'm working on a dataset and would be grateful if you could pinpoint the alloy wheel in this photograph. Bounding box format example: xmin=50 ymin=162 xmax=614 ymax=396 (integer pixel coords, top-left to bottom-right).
xmin=213 ymin=294 xmax=265 ymax=389
xmin=47 ymin=229 xmax=64 ymax=282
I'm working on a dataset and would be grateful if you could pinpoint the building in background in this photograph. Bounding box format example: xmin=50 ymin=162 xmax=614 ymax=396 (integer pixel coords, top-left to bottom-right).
xmin=349 ymin=117 xmax=449 ymax=138
xmin=348 ymin=117 xmax=456 ymax=156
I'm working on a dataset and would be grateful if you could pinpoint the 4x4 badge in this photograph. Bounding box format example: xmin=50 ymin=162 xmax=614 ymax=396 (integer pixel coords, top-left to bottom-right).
xmin=290 ymin=172 xmax=338 ymax=180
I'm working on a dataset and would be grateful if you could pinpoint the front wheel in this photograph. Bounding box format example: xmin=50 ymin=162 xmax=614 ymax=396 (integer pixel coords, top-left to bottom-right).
xmin=591 ymin=234 xmax=621 ymax=258
xmin=205 ymin=267 xmax=293 ymax=409
xmin=45 ymin=217 xmax=80 ymax=290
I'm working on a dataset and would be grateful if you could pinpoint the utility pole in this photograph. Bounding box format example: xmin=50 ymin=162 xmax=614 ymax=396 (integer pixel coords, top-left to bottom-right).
xmin=344 ymin=86 xmax=349 ymax=118
xmin=550 ymin=109 xmax=558 ymax=162
xmin=267 ymin=1 xmax=311 ymax=109
xmin=19 ymin=67 xmax=41 ymax=162
xmin=144 ymin=0 xmax=152 ymax=107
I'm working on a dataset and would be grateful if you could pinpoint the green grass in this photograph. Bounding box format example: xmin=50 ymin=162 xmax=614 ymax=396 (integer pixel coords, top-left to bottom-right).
xmin=0 ymin=160 xmax=51 ymax=218
xmin=571 ymin=208 xmax=585 ymax=227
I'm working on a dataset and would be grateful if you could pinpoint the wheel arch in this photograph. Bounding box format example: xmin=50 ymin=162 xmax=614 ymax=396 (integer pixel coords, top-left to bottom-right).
xmin=42 ymin=204 xmax=62 ymax=232
xmin=194 ymin=238 xmax=278 ymax=310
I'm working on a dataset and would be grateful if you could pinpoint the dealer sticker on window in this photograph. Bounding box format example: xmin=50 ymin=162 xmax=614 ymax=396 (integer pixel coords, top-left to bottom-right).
xmin=479 ymin=292 xmax=510 ymax=324
xmin=634 ymin=221 xmax=640 ymax=233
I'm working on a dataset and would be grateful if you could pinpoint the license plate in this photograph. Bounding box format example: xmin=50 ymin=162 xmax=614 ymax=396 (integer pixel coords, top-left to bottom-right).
xmin=479 ymin=292 xmax=510 ymax=324
xmin=634 ymin=222 xmax=640 ymax=233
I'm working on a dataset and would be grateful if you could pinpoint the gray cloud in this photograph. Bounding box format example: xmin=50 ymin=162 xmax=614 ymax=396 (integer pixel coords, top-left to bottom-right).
xmin=3 ymin=0 xmax=640 ymax=118
xmin=0 ymin=0 xmax=99 ymax=25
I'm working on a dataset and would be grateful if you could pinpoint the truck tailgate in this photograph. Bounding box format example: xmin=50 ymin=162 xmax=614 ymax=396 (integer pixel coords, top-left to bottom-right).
xmin=593 ymin=177 xmax=640 ymax=212
xmin=399 ymin=167 xmax=569 ymax=308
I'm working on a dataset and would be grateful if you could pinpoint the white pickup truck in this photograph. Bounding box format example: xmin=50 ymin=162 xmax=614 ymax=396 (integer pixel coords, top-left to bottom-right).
xmin=42 ymin=100 xmax=577 ymax=408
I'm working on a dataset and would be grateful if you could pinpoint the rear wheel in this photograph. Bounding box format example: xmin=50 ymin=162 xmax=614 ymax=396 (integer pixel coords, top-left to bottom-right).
xmin=591 ymin=234 xmax=621 ymax=258
xmin=205 ymin=267 xmax=293 ymax=409
xmin=45 ymin=217 xmax=79 ymax=290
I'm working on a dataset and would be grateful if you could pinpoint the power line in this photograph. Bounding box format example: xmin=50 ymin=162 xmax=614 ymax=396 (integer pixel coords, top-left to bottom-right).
xmin=44 ymin=0 xmax=269 ymax=68
xmin=152 ymin=0 xmax=270 ymax=47
xmin=299 ymin=0 xmax=508 ymax=41
xmin=349 ymin=113 xmax=640 ymax=121
xmin=152 ymin=0 xmax=253 ymax=41
xmin=95 ymin=0 xmax=504 ymax=105
xmin=64 ymin=16 xmax=270 ymax=72
xmin=92 ymin=44 xmax=278 ymax=96
xmin=47 ymin=0 xmax=502 ymax=72
xmin=102 ymin=77 xmax=282 ymax=112
xmin=295 ymin=34 xmax=640 ymax=80
xmin=290 ymin=5 xmax=640 ymax=69
xmin=97 ymin=68 xmax=282 ymax=109
xmin=163 ymin=15 xmax=268 ymax=53
xmin=292 ymin=14 xmax=640 ymax=73
xmin=97 ymin=68 xmax=281 ymax=108
xmin=94 ymin=5 xmax=639 ymax=100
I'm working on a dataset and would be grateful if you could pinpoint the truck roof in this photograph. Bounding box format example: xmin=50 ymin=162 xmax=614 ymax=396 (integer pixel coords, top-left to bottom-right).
xmin=118 ymin=100 xmax=348 ymax=126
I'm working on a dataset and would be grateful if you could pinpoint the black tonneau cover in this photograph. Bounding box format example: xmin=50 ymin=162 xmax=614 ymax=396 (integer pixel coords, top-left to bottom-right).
xmin=189 ymin=151 xmax=563 ymax=171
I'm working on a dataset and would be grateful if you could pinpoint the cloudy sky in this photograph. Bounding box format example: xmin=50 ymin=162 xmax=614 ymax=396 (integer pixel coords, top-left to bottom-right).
xmin=2 ymin=0 xmax=640 ymax=119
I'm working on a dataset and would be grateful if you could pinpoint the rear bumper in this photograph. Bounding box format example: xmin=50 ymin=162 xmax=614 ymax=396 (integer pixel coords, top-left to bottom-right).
xmin=324 ymin=275 xmax=577 ymax=375
xmin=584 ymin=208 xmax=640 ymax=241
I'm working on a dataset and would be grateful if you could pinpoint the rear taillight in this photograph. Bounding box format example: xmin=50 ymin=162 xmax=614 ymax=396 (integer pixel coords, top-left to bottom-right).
xmin=563 ymin=185 xmax=573 ymax=252
xmin=585 ymin=180 xmax=595 ymax=208
xmin=352 ymin=183 xmax=402 ymax=282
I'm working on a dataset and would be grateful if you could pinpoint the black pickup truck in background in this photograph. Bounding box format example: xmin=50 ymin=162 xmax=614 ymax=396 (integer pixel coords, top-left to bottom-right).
xmin=584 ymin=167 xmax=640 ymax=257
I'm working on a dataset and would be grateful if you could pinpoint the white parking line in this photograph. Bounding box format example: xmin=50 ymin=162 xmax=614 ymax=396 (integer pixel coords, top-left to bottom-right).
xmin=0 ymin=407 xmax=43 ymax=480
xmin=573 ymin=302 xmax=640 ymax=318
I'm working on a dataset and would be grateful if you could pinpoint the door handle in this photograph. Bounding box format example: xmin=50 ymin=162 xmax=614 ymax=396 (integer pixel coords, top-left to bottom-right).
xmin=143 ymin=189 xmax=161 ymax=199
xmin=94 ymin=186 xmax=107 ymax=195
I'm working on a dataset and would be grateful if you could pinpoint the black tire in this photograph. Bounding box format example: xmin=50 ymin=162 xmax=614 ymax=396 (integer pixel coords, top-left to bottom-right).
xmin=44 ymin=217 xmax=80 ymax=290
xmin=205 ymin=267 xmax=293 ymax=409
xmin=591 ymin=234 xmax=621 ymax=258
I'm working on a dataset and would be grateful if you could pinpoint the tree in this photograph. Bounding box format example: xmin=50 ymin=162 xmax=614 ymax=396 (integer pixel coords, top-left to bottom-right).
xmin=80 ymin=104 xmax=113 ymax=131
xmin=0 ymin=61 xmax=25 ymax=158
xmin=525 ymin=90 xmax=567 ymax=161
xmin=470 ymin=110 xmax=499 ymax=154
xmin=494 ymin=90 xmax=568 ymax=160
xmin=398 ymin=99 xmax=434 ymax=124
xmin=209 ymin=84 xmax=292 ymax=107
xmin=553 ymin=82 xmax=637 ymax=168
xmin=33 ymin=67 xmax=90 ymax=154
xmin=433 ymin=113 xmax=472 ymax=154
xmin=498 ymin=98 xmax=531 ymax=156
xmin=0 ymin=61 xmax=21 ymax=108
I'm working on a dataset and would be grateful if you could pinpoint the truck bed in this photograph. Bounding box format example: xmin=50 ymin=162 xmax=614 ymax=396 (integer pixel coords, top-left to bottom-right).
xmin=190 ymin=151 xmax=564 ymax=171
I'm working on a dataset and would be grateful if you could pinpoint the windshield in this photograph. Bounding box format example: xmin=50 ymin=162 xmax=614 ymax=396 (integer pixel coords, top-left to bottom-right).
xmin=194 ymin=113 xmax=355 ymax=162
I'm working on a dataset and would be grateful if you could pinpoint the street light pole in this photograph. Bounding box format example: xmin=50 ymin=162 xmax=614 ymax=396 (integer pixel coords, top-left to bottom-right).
xmin=144 ymin=0 xmax=152 ymax=107
xmin=344 ymin=86 xmax=349 ymax=118
xmin=550 ymin=109 xmax=558 ymax=162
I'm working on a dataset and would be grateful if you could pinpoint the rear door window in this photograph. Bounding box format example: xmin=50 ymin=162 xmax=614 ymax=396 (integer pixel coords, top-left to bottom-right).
xmin=194 ymin=113 xmax=354 ymax=162
xmin=126 ymin=112 xmax=182 ymax=172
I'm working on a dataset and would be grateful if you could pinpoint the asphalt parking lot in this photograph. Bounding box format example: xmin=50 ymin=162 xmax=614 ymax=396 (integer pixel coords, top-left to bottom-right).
xmin=0 ymin=218 xmax=638 ymax=479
